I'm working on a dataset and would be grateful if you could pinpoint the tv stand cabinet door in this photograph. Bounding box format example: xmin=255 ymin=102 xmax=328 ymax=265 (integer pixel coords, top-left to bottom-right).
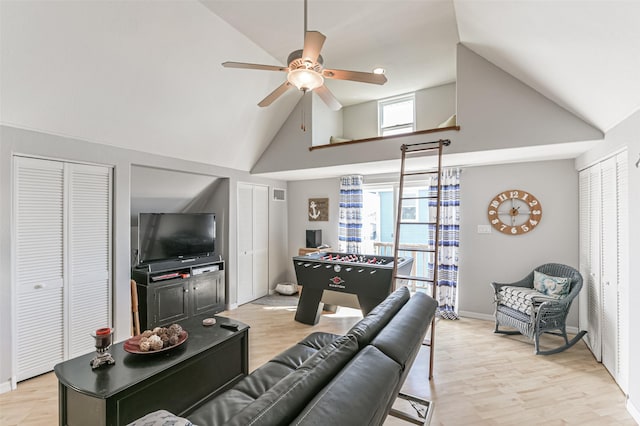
xmin=191 ymin=271 xmax=224 ymax=315
xmin=153 ymin=280 xmax=189 ymax=328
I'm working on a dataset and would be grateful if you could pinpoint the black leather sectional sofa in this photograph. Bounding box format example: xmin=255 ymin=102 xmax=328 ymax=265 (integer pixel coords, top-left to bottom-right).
xmin=132 ymin=286 xmax=437 ymax=426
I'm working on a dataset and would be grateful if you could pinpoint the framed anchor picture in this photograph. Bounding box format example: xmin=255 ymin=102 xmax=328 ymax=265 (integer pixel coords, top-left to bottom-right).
xmin=308 ymin=198 xmax=329 ymax=221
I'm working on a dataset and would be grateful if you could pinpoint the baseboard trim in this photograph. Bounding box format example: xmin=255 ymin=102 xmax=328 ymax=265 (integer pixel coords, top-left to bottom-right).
xmin=627 ymin=397 xmax=640 ymax=424
xmin=458 ymin=311 xmax=493 ymax=322
xmin=0 ymin=379 xmax=13 ymax=395
xmin=227 ymin=303 xmax=238 ymax=310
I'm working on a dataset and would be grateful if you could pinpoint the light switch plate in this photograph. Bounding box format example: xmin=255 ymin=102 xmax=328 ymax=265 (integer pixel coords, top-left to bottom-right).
xmin=477 ymin=225 xmax=492 ymax=234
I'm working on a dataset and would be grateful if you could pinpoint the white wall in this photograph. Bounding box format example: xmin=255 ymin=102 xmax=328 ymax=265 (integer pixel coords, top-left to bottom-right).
xmin=577 ymin=110 xmax=640 ymax=421
xmin=285 ymin=159 xmax=580 ymax=328
xmin=253 ymin=45 xmax=601 ymax=176
xmin=311 ymin=94 xmax=343 ymax=146
xmin=341 ymin=83 xmax=457 ymax=141
xmin=269 ymin=186 xmax=290 ymax=289
xmin=342 ymin=100 xmax=378 ymax=140
xmin=286 ymin=178 xmax=341 ymax=279
xmin=0 ymin=125 xmax=288 ymax=392
xmin=415 ymin=83 xmax=457 ymax=131
xmin=0 ymin=0 xmax=298 ymax=172
xmin=458 ymin=159 xmax=580 ymax=327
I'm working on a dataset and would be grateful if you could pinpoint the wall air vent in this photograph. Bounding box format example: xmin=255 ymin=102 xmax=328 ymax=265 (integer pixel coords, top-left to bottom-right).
xmin=273 ymin=188 xmax=286 ymax=201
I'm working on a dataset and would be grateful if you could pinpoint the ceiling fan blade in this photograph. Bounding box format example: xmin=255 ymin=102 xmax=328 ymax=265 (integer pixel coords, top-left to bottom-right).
xmin=323 ymin=68 xmax=387 ymax=85
xmin=258 ymin=82 xmax=292 ymax=107
xmin=222 ymin=61 xmax=287 ymax=72
xmin=302 ymin=31 xmax=326 ymax=63
xmin=315 ymin=85 xmax=342 ymax=111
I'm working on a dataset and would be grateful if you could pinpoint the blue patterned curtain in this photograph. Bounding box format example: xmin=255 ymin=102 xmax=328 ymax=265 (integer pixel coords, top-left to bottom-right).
xmin=338 ymin=175 xmax=363 ymax=253
xmin=427 ymin=168 xmax=461 ymax=320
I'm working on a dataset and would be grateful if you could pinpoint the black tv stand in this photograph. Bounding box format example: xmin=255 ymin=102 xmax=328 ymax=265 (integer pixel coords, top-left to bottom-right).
xmin=132 ymin=257 xmax=225 ymax=330
xmin=135 ymin=254 xmax=222 ymax=273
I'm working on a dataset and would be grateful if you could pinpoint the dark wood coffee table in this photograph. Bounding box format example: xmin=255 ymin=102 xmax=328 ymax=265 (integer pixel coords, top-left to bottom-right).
xmin=54 ymin=315 xmax=248 ymax=426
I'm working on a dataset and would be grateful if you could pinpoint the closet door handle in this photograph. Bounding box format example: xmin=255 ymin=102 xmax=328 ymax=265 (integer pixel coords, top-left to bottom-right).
xmin=34 ymin=284 xmax=45 ymax=289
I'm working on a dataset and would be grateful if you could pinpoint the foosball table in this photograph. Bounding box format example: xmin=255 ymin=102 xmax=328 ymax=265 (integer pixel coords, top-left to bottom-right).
xmin=292 ymin=251 xmax=414 ymax=325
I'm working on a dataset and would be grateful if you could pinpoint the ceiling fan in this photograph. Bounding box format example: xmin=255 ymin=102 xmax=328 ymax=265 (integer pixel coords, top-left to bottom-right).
xmin=222 ymin=0 xmax=387 ymax=111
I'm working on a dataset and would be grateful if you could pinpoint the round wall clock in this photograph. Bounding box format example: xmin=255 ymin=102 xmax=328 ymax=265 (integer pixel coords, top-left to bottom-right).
xmin=487 ymin=189 xmax=542 ymax=235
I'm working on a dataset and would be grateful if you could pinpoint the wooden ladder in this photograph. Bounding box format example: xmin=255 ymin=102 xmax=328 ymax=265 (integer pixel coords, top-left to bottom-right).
xmin=391 ymin=139 xmax=450 ymax=380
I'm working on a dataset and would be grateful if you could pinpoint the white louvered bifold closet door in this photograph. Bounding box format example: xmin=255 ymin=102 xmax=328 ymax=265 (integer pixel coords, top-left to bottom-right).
xmin=14 ymin=157 xmax=112 ymax=381
xmin=600 ymin=157 xmax=618 ymax=377
xmin=15 ymin=157 xmax=65 ymax=380
xmin=579 ymin=164 xmax=603 ymax=360
xmin=615 ymin=152 xmax=629 ymax=393
xmin=578 ymin=151 xmax=629 ymax=394
xmin=67 ymin=164 xmax=112 ymax=358
xmin=578 ymin=169 xmax=592 ymax=352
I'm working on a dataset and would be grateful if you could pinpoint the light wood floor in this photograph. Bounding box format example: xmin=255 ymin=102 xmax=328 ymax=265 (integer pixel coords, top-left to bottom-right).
xmin=0 ymin=302 xmax=635 ymax=426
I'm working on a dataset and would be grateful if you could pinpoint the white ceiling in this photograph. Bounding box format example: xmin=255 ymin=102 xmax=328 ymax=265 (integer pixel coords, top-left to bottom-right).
xmin=2 ymin=1 xmax=639 ymax=181
xmin=201 ymin=0 xmax=459 ymax=107
xmin=203 ymin=0 xmax=640 ymax=132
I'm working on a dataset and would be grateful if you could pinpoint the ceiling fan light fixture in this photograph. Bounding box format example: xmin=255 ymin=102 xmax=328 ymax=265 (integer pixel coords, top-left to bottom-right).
xmin=373 ymin=67 xmax=386 ymax=75
xmin=287 ymin=68 xmax=324 ymax=91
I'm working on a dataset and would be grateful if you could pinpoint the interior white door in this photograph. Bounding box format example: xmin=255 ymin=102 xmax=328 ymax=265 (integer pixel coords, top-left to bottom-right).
xmin=237 ymin=183 xmax=269 ymax=305
xmin=237 ymin=184 xmax=254 ymax=305
xmin=14 ymin=157 xmax=113 ymax=381
xmin=578 ymin=170 xmax=590 ymax=340
xmin=600 ymin=157 xmax=618 ymax=377
xmin=578 ymin=152 xmax=629 ymax=393
xmin=252 ymin=185 xmax=269 ymax=300
xmin=14 ymin=157 xmax=65 ymax=380
xmin=67 ymin=164 xmax=112 ymax=358
xmin=587 ymin=164 xmax=602 ymax=360
xmin=615 ymin=152 xmax=629 ymax=393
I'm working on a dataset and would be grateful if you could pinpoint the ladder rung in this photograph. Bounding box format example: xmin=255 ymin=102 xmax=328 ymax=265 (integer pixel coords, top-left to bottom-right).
xmin=401 ymin=171 xmax=439 ymax=177
xmin=400 ymin=196 xmax=438 ymax=200
xmin=403 ymin=146 xmax=442 ymax=154
xmin=394 ymin=275 xmax=434 ymax=283
xmin=398 ymin=246 xmax=435 ymax=253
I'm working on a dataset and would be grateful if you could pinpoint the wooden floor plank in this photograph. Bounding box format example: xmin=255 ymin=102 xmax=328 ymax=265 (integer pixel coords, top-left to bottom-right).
xmin=0 ymin=301 xmax=634 ymax=425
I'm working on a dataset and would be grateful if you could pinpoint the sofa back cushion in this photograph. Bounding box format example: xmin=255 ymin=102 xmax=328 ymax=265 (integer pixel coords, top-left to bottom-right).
xmin=371 ymin=292 xmax=437 ymax=369
xmin=224 ymin=334 xmax=359 ymax=426
xmin=347 ymin=286 xmax=410 ymax=348
xmin=291 ymin=345 xmax=402 ymax=426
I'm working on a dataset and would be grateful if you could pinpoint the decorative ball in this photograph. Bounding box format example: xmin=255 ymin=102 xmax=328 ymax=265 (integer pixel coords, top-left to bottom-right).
xmin=169 ymin=334 xmax=179 ymax=346
xmin=141 ymin=330 xmax=153 ymax=338
xmin=148 ymin=335 xmax=163 ymax=351
xmin=139 ymin=339 xmax=151 ymax=352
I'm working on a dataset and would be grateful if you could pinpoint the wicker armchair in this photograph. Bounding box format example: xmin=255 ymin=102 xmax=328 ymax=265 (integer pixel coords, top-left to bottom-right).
xmin=491 ymin=263 xmax=586 ymax=355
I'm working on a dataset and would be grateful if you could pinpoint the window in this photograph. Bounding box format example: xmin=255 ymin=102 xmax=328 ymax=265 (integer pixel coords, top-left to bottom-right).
xmin=378 ymin=94 xmax=415 ymax=136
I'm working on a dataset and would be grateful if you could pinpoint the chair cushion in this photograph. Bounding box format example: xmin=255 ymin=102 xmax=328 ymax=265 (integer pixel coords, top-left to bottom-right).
xmin=533 ymin=270 xmax=570 ymax=297
xmin=499 ymin=286 xmax=560 ymax=315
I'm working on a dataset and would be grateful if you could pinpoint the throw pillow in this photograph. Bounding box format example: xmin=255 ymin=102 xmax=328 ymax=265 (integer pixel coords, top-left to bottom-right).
xmin=533 ymin=270 xmax=570 ymax=297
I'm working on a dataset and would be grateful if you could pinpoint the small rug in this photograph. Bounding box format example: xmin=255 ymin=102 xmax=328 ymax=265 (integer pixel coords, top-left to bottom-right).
xmin=251 ymin=294 xmax=299 ymax=307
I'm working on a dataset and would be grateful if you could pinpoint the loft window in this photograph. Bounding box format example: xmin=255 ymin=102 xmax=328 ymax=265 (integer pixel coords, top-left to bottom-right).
xmin=378 ymin=94 xmax=415 ymax=136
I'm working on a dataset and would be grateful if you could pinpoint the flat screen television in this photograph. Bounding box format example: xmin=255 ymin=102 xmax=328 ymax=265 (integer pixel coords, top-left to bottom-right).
xmin=138 ymin=213 xmax=216 ymax=264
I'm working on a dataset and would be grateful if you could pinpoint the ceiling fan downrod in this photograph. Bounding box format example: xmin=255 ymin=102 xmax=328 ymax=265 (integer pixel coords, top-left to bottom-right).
xmin=304 ymin=0 xmax=308 ymax=35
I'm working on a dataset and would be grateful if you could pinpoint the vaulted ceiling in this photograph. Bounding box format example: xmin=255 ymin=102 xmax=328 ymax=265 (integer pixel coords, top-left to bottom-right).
xmin=2 ymin=1 xmax=639 ymax=178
